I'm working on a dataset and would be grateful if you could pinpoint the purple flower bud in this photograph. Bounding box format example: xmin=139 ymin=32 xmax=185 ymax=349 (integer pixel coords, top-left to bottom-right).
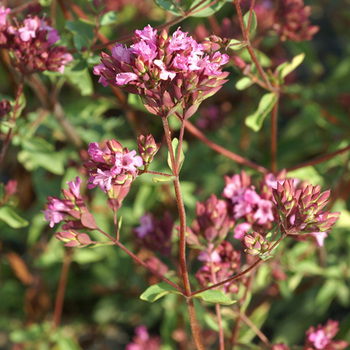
xmin=243 ymin=232 xmax=269 ymax=256
xmin=137 ymin=134 xmax=160 ymax=165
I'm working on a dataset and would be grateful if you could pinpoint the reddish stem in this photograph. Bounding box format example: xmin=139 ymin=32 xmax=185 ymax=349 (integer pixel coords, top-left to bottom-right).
xmin=270 ymin=98 xmax=279 ymax=175
xmin=287 ymin=145 xmax=350 ymax=171
xmin=0 ymin=74 xmax=24 ymax=168
xmin=185 ymin=121 xmax=269 ymax=174
xmin=162 ymin=117 xmax=204 ymax=350
xmin=52 ymin=248 xmax=72 ymax=328
xmin=234 ymin=0 xmax=274 ymax=92
xmin=96 ymin=228 xmax=184 ymax=294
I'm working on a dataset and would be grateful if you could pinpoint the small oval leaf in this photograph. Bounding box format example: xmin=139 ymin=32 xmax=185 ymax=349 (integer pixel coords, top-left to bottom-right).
xmin=140 ymin=282 xmax=181 ymax=303
xmin=194 ymin=289 xmax=237 ymax=305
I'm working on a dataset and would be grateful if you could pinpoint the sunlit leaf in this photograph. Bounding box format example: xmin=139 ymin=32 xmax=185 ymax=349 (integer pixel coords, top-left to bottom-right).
xmin=140 ymin=282 xmax=181 ymax=303
xmin=193 ymin=289 xmax=236 ymax=305
xmin=245 ymin=93 xmax=278 ymax=132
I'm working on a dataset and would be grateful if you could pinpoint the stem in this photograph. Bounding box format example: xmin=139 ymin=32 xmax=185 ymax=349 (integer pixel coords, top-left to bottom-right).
xmin=287 ymin=144 xmax=350 ymax=171
xmin=176 ymin=119 xmax=186 ymax=170
xmin=185 ymin=121 xmax=269 ymax=174
xmin=234 ymin=0 xmax=274 ymax=92
xmin=270 ymin=98 xmax=279 ymax=175
xmin=96 ymin=228 xmax=184 ymax=294
xmin=240 ymin=311 xmax=271 ymax=347
xmin=209 ymin=252 xmax=224 ymax=350
xmin=52 ymin=248 xmax=72 ymax=328
xmin=0 ymin=74 xmax=24 ymax=168
xmin=247 ymin=0 xmax=256 ymax=35
xmin=162 ymin=116 xmax=204 ymax=350
xmin=192 ymin=258 xmax=262 ymax=296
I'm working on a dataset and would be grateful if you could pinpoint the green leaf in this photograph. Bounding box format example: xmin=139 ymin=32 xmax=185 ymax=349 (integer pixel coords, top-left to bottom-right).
xmin=245 ymin=93 xmax=277 ymax=132
xmin=193 ymin=289 xmax=236 ymax=305
xmin=236 ymin=77 xmax=254 ymax=90
xmin=65 ymin=66 xmax=93 ymax=96
xmin=154 ymin=0 xmax=183 ymax=16
xmin=227 ymin=38 xmax=247 ymax=51
xmin=276 ymin=53 xmax=305 ymax=80
xmin=18 ymin=137 xmax=65 ymax=175
xmin=167 ymin=138 xmax=185 ymax=173
xmin=99 ymin=11 xmax=118 ymax=26
xmin=243 ymin=10 xmax=257 ymax=39
xmin=140 ymin=282 xmax=181 ymax=303
xmin=152 ymin=175 xmax=175 ymax=183
xmin=189 ymin=0 xmax=226 ymax=17
xmin=65 ymin=19 xmax=95 ymax=50
xmin=0 ymin=206 xmax=29 ymax=228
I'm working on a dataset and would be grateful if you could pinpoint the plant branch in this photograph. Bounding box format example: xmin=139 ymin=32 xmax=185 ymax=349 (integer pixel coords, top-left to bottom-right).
xmin=287 ymin=144 xmax=350 ymax=171
xmin=52 ymin=248 xmax=72 ymax=329
xmin=0 ymin=74 xmax=24 ymax=168
xmin=96 ymin=228 xmax=184 ymax=294
xmin=270 ymin=96 xmax=279 ymax=174
xmin=162 ymin=116 xmax=204 ymax=350
xmin=185 ymin=120 xmax=269 ymax=174
xmin=233 ymin=0 xmax=274 ymax=92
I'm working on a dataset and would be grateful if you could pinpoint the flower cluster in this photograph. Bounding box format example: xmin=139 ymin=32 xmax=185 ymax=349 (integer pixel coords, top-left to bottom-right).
xmin=223 ymin=171 xmax=276 ymax=239
xmin=126 ymin=326 xmax=161 ymax=350
xmin=186 ymin=194 xmax=234 ymax=248
xmin=196 ymin=241 xmax=241 ymax=294
xmin=273 ymin=179 xmax=340 ymax=245
xmin=0 ymin=8 xmax=72 ymax=74
xmin=274 ymin=0 xmax=319 ymax=42
xmin=133 ymin=212 xmax=173 ymax=256
xmin=44 ymin=177 xmax=92 ymax=229
xmin=304 ymin=319 xmax=348 ymax=350
xmin=84 ymin=140 xmax=143 ymax=210
xmin=94 ymin=25 xmax=229 ymax=119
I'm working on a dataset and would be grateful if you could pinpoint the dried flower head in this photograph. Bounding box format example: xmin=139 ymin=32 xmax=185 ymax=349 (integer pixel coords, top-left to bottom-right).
xmin=274 ymin=0 xmax=319 ymax=42
xmin=0 ymin=12 xmax=72 ymax=74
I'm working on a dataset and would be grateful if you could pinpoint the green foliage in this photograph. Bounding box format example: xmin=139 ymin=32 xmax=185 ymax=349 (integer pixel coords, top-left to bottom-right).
xmin=193 ymin=290 xmax=236 ymax=305
xmin=140 ymin=282 xmax=181 ymax=303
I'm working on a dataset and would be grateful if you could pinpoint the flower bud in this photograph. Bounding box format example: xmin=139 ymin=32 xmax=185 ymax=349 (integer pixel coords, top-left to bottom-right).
xmin=55 ymin=230 xmax=92 ymax=247
xmin=137 ymin=134 xmax=160 ymax=165
xmin=243 ymin=232 xmax=269 ymax=256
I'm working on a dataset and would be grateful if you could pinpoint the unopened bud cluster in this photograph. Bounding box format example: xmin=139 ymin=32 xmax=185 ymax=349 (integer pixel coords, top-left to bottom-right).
xmin=273 ymin=179 xmax=340 ymax=240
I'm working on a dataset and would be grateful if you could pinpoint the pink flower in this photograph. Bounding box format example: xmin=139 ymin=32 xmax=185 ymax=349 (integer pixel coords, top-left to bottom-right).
xmin=67 ymin=177 xmax=82 ymax=199
xmin=254 ymin=199 xmax=274 ymax=225
xmin=116 ymin=72 xmax=139 ymax=85
xmin=304 ymin=319 xmax=348 ymax=350
xmin=126 ymin=326 xmax=161 ymax=350
xmin=18 ymin=18 xmax=38 ymax=42
xmin=234 ymin=222 xmax=252 ymax=239
xmin=134 ymin=213 xmax=153 ymax=238
xmin=0 ymin=6 xmax=10 ymax=27
xmin=310 ymin=231 xmax=328 ymax=247
xmin=111 ymin=43 xmax=132 ymax=63
xmin=88 ymin=168 xmax=114 ymax=192
xmin=135 ymin=24 xmax=157 ymax=45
